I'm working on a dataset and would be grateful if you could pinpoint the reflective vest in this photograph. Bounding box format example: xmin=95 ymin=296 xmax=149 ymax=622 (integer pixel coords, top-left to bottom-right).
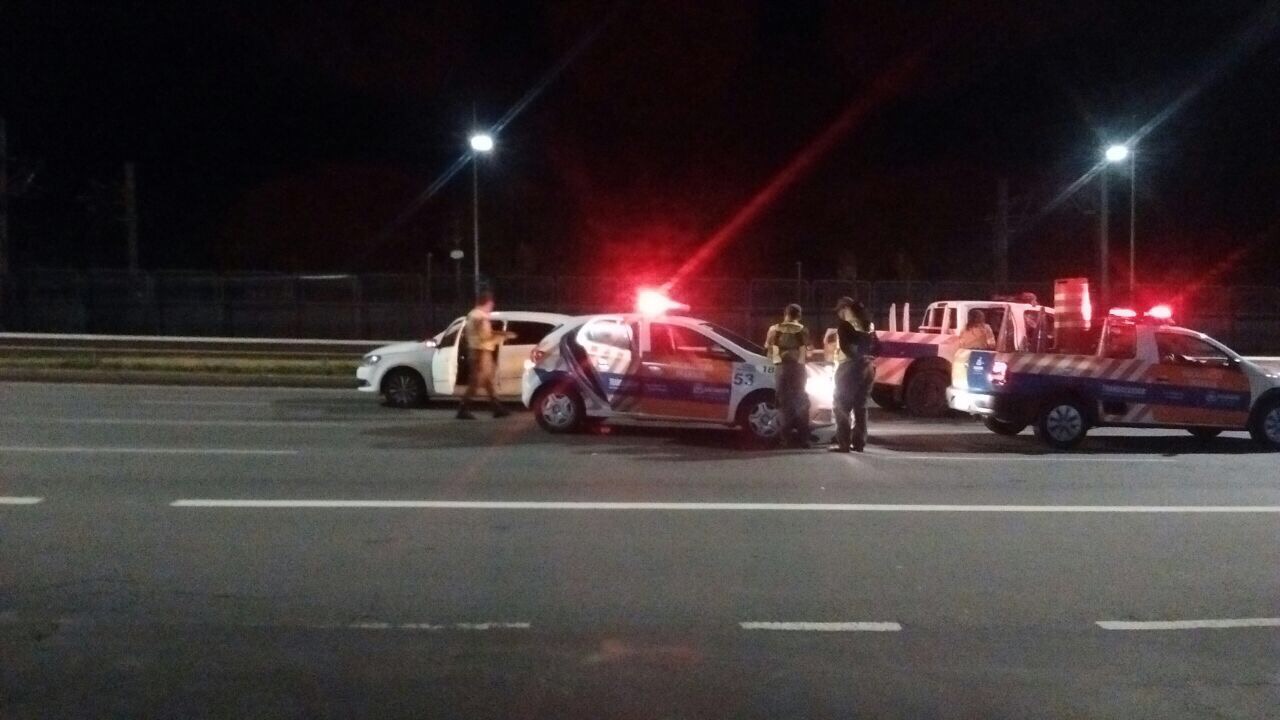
xmin=767 ymin=321 xmax=809 ymax=363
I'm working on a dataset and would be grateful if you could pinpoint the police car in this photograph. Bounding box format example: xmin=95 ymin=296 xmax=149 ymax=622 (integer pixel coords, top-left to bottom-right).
xmin=948 ymin=304 xmax=1280 ymax=450
xmin=357 ymin=311 xmax=569 ymax=408
xmin=521 ymin=294 xmax=835 ymax=442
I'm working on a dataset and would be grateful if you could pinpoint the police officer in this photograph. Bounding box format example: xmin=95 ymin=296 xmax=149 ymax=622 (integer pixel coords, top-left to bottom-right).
xmin=765 ymin=303 xmax=811 ymax=448
xmin=831 ymin=297 xmax=878 ymax=453
xmin=457 ymin=291 xmax=516 ymax=420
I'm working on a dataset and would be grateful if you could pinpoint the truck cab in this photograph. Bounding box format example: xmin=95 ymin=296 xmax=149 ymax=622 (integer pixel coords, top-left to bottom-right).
xmin=949 ymin=307 xmax=1280 ymax=450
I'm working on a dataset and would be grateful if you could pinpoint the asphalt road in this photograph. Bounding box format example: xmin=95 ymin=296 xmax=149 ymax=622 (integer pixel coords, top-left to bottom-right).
xmin=2 ymin=382 xmax=1278 ymax=719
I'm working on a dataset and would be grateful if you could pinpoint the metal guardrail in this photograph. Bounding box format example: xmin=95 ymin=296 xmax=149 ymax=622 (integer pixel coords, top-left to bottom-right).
xmin=0 ymin=332 xmax=390 ymax=358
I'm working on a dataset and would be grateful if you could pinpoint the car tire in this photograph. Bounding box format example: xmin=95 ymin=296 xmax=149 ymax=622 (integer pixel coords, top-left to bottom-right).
xmin=1034 ymin=397 xmax=1089 ymax=450
xmin=904 ymin=368 xmax=950 ymax=417
xmin=737 ymin=391 xmax=781 ymax=445
xmin=1188 ymin=428 xmax=1222 ymax=443
xmin=1248 ymin=399 xmax=1280 ymax=450
xmin=984 ymin=417 xmax=1027 ymax=436
xmin=533 ymin=385 xmax=586 ymax=434
xmin=382 ymin=368 xmax=427 ymax=409
xmin=871 ymin=385 xmax=904 ymax=411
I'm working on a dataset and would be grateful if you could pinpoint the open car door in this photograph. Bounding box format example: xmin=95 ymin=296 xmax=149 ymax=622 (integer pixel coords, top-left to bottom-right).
xmin=431 ymin=318 xmax=465 ymax=396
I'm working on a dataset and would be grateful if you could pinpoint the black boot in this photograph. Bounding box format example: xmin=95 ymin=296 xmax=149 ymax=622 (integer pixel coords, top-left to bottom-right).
xmin=456 ymin=402 xmax=475 ymax=420
xmin=491 ymin=401 xmax=509 ymax=418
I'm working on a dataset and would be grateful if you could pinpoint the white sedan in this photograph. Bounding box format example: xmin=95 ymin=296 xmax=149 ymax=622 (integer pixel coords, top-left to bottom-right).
xmin=357 ymin=311 xmax=569 ymax=408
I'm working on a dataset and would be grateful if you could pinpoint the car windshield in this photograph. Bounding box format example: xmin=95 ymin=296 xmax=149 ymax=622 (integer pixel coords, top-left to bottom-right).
xmin=701 ymin=323 xmax=767 ymax=356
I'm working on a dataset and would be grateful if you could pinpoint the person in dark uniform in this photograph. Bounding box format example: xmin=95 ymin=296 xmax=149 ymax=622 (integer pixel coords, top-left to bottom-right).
xmin=764 ymin=303 xmax=811 ymax=448
xmin=831 ymin=297 xmax=878 ymax=453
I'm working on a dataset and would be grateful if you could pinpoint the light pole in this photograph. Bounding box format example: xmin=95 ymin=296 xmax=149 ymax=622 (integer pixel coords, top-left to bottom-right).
xmin=1103 ymin=143 xmax=1134 ymax=302
xmin=468 ymin=131 xmax=494 ymax=299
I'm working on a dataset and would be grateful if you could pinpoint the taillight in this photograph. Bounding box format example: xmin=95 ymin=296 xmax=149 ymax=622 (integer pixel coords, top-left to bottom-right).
xmin=989 ymin=360 xmax=1008 ymax=386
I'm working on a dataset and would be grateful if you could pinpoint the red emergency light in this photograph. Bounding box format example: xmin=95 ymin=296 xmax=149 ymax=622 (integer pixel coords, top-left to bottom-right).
xmin=636 ymin=288 xmax=688 ymax=317
xmin=1108 ymin=307 xmax=1138 ymax=318
xmin=1145 ymin=304 xmax=1173 ymax=321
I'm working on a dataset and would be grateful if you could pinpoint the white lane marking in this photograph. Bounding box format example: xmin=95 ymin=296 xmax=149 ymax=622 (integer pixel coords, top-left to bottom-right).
xmin=169 ymin=500 xmax=1280 ymax=513
xmin=349 ymin=621 xmax=530 ymax=631
xmin=0 ymin=497 xmax=44 ymax=505
xmin=865 ymin=454 xmax=1171 ymax=463
xmin=741 ymin=621 xmax=902 ymax=632
xmin=0 ymin=417 xmax=357 ymax=428
xmin=2 ymin=447 xmax=297 ymax=456
xmin=1097 ymin=618 xmax=1280 ymax=631
xmin=0 ymin=417 xmax=452 ymax=427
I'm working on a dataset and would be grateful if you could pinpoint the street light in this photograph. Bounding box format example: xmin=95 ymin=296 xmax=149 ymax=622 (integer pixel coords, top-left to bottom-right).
xmin=1102 ymin=143 xmax=1136 ymax=301
xmin=468 ymin=132 xmax=494 ymax=297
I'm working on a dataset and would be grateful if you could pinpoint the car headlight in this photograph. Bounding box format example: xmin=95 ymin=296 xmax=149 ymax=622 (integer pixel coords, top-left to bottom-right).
xmin=362 ymin=354 xmax=382 ymax=366
xmin=805 ymin=366 xmax=836 ymax=399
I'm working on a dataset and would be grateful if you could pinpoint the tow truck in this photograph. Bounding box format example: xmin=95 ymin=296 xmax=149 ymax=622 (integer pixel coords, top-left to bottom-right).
xmin=835 ymin=295 xmax=1053 ymax=417
xmin=948 ymin=303 xmax=1280 ymax=450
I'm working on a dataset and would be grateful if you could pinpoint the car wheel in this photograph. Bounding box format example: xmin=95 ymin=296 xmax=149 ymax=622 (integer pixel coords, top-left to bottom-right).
xmin=870 ymin=385 xmax=904 ymax=411
xmin=1188 ymin=428 xmax=1222 ymax=443
xmin=904 ymin=368 xmax=950 ymax=417
xmin=738 ymin=392 xmax=781 ymax=445
xmin=534 ymin=385 xmax=585 ymax=433
xmin=383 ymin=368 xmax=427 ymax=409
xmin=1034 ymin=397 xmax=1088 ymax=450
xmin=1248 ymin=399 xmax=1280 ymax=450
xmin=983 ymin=417 xmax=1027 ymax=436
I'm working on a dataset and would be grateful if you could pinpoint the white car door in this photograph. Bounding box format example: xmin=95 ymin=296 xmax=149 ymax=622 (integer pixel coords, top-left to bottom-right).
xmin=431 ymin=318 xmax=465 ymax=396
xmin=495 ymin=319 xmax=559 ymax=396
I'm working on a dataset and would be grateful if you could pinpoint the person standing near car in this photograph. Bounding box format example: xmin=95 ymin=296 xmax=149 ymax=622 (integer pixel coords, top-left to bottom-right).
xmin=831 ymin=297 xmax=878 ymax=453
xmin=765 ymin=303 xmax=812 ymax=448
xmin=457 ymin=291 xmax=515 ymax=420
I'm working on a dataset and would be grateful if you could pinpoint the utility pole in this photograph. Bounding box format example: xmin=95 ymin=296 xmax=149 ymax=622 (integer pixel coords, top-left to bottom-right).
xmin=994 ymin=178 xmax=1010 ymax=284
xmin=0 ymin=116 xmax=9 ymax=275
xmin=123 ymin=162 xmax=139 ymax=272
xmin=1099 ymin=169 xmax=1110 ymax=307
xmin=1127 ymin=151 xmax=1136 ymax=303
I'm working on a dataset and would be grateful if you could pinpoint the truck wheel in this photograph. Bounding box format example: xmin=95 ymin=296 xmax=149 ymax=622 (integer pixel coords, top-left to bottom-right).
xmin=1248 ymin=399 xmax=1280 ymax=450
xmin=1188 ymin=428 xmax=1222 ymax=443
xmin=533 ymin=385 xmax=585 ymax=433
xmin=984 ymin=417 xmax=1027 ymax=436
xmin=904 ymin=369 xmax=950 ymax=417
xmin=871 ymin=385 xmax=903 ymax=411
xmin=1034 ymin=398 xmax=1089 ymax=450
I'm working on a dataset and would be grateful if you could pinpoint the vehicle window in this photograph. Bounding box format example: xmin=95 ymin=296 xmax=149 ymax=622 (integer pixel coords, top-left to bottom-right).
xmin=1156 ymin=333 xmax=1232 ymax=366
xmin=700 ymin=323 xmax=767 ymax=356
xmin=921 ymin=305 xmax=945 ymax=332
xmin=650 ymin=324 xmax=738 ymax=362
xmin=504 ymin=321 xmax=556 ymax=345
xmin=583 ymin=320 xmax=633 ymax=351
xmin=1020 ymin=310 xmax=1055 ymax=352
xmin=438 ymin=320 xmax=463 ymax=347
xmin=1101 ymin=323 xmax=1136 ymax=359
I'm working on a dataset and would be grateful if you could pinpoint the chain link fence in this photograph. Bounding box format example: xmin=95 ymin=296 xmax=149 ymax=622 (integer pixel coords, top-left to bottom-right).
xmin=2 ymin=270 xmax=1278 ymax=352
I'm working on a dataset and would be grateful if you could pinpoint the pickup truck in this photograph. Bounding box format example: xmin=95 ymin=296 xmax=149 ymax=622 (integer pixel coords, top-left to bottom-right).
xmin=947 ymin=309 xmax=1280 ymax=450
xmin=849 ymin=299 xmax=1052 ymax=417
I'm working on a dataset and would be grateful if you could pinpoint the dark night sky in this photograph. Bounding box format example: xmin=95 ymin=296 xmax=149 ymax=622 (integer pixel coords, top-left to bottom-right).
xmin=2 ymin=0 xmax=1278 ymax=284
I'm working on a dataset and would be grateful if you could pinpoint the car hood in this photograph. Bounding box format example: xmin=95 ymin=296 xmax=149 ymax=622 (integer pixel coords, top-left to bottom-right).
xmin=369 ymin=341 xmax=429 ymax=357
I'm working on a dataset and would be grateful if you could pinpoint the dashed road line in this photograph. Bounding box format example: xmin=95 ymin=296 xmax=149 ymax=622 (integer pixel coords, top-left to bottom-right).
xmin=169 ymin=499 xmax=1280 ymax=513
xmin=346 ymin=621 xmax=531 ymax=631
xmin=740 ymin=621 xmax=902 ymax=632
xmin=1097 ymin=618 xmax=1280 ymax=631
xmin=0 ymin=496 xmax=44 ymax=505
xmin=1 ymin=446 xmax=297 ymax=456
